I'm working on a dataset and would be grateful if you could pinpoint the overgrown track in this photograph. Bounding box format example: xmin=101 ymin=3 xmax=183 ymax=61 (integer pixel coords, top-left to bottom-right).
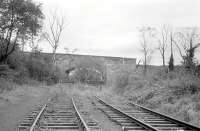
xmin=18 ymin=104 xmax=46 ymax=131
xmin=18 ymin=97 xmax=95 ymax=131
xmin=129 ymin=102 xmax=200 ymax=131
xmin=95 ymin=97 xmax=158 ymax=131
xmin=96 ymin=97 xmax=200 ymax=131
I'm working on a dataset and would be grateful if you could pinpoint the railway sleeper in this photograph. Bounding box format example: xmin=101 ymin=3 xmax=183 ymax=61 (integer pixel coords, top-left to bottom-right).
xmin=122 ymin=125 xmax=146 ymax=131
xmin=40 ymin=125 xmax=79 ymax=129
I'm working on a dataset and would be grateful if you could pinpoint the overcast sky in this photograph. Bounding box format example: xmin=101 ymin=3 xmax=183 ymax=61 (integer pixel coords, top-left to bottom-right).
xmin=35 ymin=0 xmax=200 ymax=65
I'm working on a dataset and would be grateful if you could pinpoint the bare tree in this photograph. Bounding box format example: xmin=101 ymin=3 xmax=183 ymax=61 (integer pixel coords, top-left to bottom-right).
xmin=42 ymin=10 xmax=65 ymax=63
xmin=173 ymin=27 xmax=200 ymax=70
xmin=139 ymin=27 xmax=155 ymax=74
xmin=136 ymin=59 xmax=141 ymax=69
xmin=156 ymin=25 xmax=169 ymax=67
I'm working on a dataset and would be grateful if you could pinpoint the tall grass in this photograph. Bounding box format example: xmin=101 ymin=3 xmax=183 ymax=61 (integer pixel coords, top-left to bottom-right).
xmin=110 ymin=66 xmax=200 ymax=127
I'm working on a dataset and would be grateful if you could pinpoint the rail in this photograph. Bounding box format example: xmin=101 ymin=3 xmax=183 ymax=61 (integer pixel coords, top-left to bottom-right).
xmin=96 ymin=97 xmax=159 ymax=131
xmin=72 ymin=98 xmax=90 ymax=131
xmin=130 ymin=102 xmax=200 ymax=130
xmin=29 ymin=104 xmax=46 ymax=131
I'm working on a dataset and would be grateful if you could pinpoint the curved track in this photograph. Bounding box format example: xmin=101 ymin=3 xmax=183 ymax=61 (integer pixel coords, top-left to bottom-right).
xmin=95 ymin=97 xmax=158 ymax=131
xmin=129 ymin=102 xmax=200 ymax=131
xmin=96 ymin=97 xmax=200 ymax=131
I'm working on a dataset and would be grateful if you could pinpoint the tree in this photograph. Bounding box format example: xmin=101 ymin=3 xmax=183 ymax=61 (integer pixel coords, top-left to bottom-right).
xmin=0 ymin=0 xmax=44 ymax=63
xmin=174 ymin=28 xmax=200 ymax=71
xmin=29 ymin=32 xmax=42 ymax=53
xmin=139 ymin=27 xmax=155 ymax=74
xmin=169 ymin=30 xmax=174 ymax=71
xmin=42 ymin=10 xmax=65 ymax=63
xmin=156 ymin=25 xmax=169 ymax=67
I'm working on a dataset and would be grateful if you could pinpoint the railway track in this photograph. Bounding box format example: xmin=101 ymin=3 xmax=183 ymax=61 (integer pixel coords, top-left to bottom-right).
xmin=95 ymin=97 xmax=200 ymax=131
xmin=17 ymin=95 xmax=200 ymax=131
xmin=128 ymin=102 xmax=200 ymax=131
xmin=94 ymin=97 xmax=158 ymax=131
xmin=18 ymin=97 xmax=100 ymax=131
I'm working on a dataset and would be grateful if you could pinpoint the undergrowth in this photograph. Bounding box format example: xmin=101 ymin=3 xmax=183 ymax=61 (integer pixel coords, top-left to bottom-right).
xmin=110 ymin=66 xmax=200 ymax=127
xmin=0 ymin=50 xmax=62 ymax=92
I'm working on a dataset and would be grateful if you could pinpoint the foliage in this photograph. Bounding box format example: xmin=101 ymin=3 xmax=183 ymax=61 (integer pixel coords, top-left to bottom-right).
xmin=174 ymin=28 xmax=200 ymax=72
xmin=70 ymin=57 xmax=106 ymax=83
xmin=114 ymin=71 xmax=130 ymax=94
xmin=0 ymin=0 xmax=44 ymax=63
xmin=24 ymin=52 xmax=61 ymax=83
xmin=108 ymin=66 xmax=200 ymax=127
xmin=168 ymin=73 xmax=200 ymax=96
xmin=0 ymin=49 xmax=61 ymax=88
xmin=0 ymin=78 xmax=16 ymax=93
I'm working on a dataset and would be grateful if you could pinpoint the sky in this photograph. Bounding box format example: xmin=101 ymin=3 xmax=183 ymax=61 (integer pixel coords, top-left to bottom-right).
xmin=34 ymin=0 xmax=200 ymax=65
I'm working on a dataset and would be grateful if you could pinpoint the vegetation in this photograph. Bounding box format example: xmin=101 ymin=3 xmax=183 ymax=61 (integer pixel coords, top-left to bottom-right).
xmin=108 ymin=25 xmax=200 ymax=127
xmin=0 ymin=0 xmax=62 ymax=92
xmin=41 ymin=10 xmax=65 ymax=63
xmin=0 ymin=0 xmax=44 ymax=63
xmin=0 ymin=0 xmax=200 ymax=128
xmin=168 ymin=31 xmax=175 ymax=71
xmin=156 ymin=25 xmax=169 ymax=67
xmin=68 ymin=56 xmax=106 ymax=84
xmin=139 ymin=27 xmax=155 ymax=74
xmin=108 ymin=65 xmax=200 ymax=127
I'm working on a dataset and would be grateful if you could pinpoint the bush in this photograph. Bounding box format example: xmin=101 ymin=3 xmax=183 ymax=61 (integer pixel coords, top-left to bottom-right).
xmin=4 ymin=48 xmax=30 ymax=84
xmin=114 ymin=69 xmax=130 ymax=94
xmin=1 ymin=49 xmax=61 ymax=86
xmin=116 ymin=72 xmax=129 ymax=89
xmin=7 ymin=47 xmax=24 ymax=70
xmin=70 ymin=57 xmax=106 ymax=83
xmin=108 ymin=65 xmax=200 ymax=127
xmin=0 ymin=78 xmax=16 ymax=93
xmin=168 ymin=73 xmax=200 ymax=96
xmin=24 ymin=53 xmax=61 ymax=83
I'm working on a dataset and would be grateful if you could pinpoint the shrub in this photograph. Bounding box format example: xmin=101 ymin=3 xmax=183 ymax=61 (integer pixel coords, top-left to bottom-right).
xmin=2 ymin=50 xmax=62 ymax=85
xmin=114 ymin=70 xmax=130 ymax=94
xmin=0 ymin=78 xmax=16 ymax=93
xmin=24 ymin=53 xmax=61 ymax=83
xmin=70 ymin=57 xmax=106 ymax=83
xmin=7 ymin=47 xmax=24 ymax=70
xmin=136 ymin=92 xmax=155 ymax=104
xmin=168 ymin=74 xmax=200 ymax=96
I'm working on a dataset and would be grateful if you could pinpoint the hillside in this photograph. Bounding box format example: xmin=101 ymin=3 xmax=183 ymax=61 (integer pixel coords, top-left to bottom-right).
xmin=104 ymin=65 xmax=200 ymax=127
